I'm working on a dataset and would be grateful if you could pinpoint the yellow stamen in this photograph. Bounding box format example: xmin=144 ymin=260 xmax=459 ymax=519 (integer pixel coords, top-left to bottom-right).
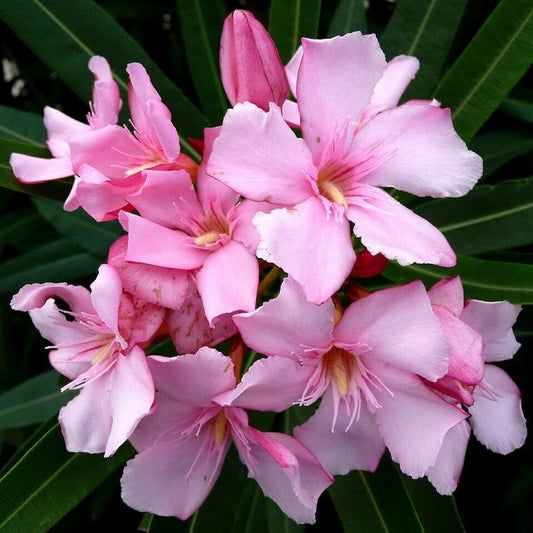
xmin=92 ymin=343 xmax=111 ymax=365
xmin=214 ymin=411 xmax=227 ymax=446
xmin=319 ymin=181 xmax=347 ymax=208
xmin=324 ymin=347 xmax=353 ymax=396
xmin=194 ymin=230 xmax=221 ymax=245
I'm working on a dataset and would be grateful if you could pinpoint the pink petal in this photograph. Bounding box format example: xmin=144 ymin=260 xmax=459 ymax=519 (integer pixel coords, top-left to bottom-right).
xmin=233 ymin=276 xmax=334 ymax=359
xmin=126 ymin=62 xmax=180 ymax=161
xmin=207 ymin=102 xmax=316 ymax=204
xmin=431 ymin=305 xmax=484 ymax=385
xmin=105 ymin=345 xmax=155 ymax=456
xmin=117 ymin=292 xmax=166 ymax=347
xmin=121 ymin=427 xmax=230 ymax=519
xmin=231 ymin=199 xmax=279 ymax=253
xmin=294 ymin=388 xmax=385 ymax=474
xmin=108 ymin=235 xmax=192 ymax=309
xmin=236 ymin=426 xmax=333 ymax=525
xmin=44 ymin=106 xmax=89 ymax=141
xmin=461 ymin=300 xmax=522 ymax=362
xmin=11 ymin=281 xmax=93 ymax=315
xmin=59 ymin=380 xmax=112 ymax=454
xmin=75 ymin=165 xmax=143 ymax=222
xmin=369 ymin=362 xmax=468 ymax=478
xmin=147 ymin=348 xmax=236 ymax=405
xmin=334 ymin=281 xmax=450 ymax=381
xmin=347 ymin=184 xmax=456 ymax=267
xmin=470 ymin=364 xmax=527 ymax=454
xmin=126 ymin=168 xmax=199 ymax=228
xmin=121 ymin=212 xmax=209 ymax=270
xmin=89 ymin=264 xmax=124 ymax=341
xmin=27 ymin=300 xmax=95 ymax=379
xmin=9 ymin=153 xmax=73 ymax=183
xmin=297 ymin=32 xmax=386 ymax=160
xmin=285 ymin=45 xmax=303 ymax=98
xmin=68 ymin=124 xmax=143 ymax=179
xmin=87 ymin=56 xmax=121 ymax=128
xmin=427 ymin=276 xmax=464 ymax=317
xmin=214 ymin=356 xmax=315 ymax=411
xmin=254 ymin=197 xmax=356 ymax=303
xmin=426 ymin=420 xmax=471 ymax=495
xmin=371 ymin=55 xmax=419 ymax=109
xmin=355 ymin=102 xmax=482 ymax=197
xmin=196 ymin=240 xmax=258 ymax=324
xmin=167 ymin=291 xmax=237 ymax=354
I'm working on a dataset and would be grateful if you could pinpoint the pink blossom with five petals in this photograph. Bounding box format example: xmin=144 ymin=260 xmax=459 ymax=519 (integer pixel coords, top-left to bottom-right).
xmin=207 ymin=32 xmax=483 ymax=303
xmin=121 ymin=347 xmax=333 ymax=524
xmin=10 ymin=264 xmax=165 ymax=456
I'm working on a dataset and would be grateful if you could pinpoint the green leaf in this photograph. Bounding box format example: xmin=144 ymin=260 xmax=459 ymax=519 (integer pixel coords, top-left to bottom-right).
xmin=0 ymin=421 xmax=133 ymax=532
xmin=329 ymin=454 xmax=464 ymax=533
xmin=383 ymin=256 xmax=533 ymax=304
xmin=327 ymin=0 xmax=367 ymax=36
xmin=379 ymin=0 xmax=468 ymax=99
xmin=434 ymin=0 xmax=533 ymax=141
xmin=0 ymin=106 xmax=46 ymax=145
xmin=414 ymin=178 xmax=533 ymax=255
xmin=0 ymin=137 xmax=71 ymax=201
xmin=0 ymin=208 xmax=42 ymax=248
xmin=269 ymin=0 xmax=322 ymax=63
xmin=0 ymin=371 xmax=75 ymax=429
xmin=469 ymin=128 xmax=533 ymax=178
xmin=176 ymin=0 xmax=228 ymax=124
xmin=31 ymin=197 xmax=123 ymax=258
xmin=498 ymin=89 xmax=533 ymax=125
xmin=0 ymin=238 xmax=100 ymax=294
xmin=0 ymin=0 xmax=209 ymax=151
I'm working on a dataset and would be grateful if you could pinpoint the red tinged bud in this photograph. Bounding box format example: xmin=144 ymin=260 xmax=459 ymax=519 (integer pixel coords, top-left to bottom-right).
xmin=220 ymin=10 xmax=288 ymax=111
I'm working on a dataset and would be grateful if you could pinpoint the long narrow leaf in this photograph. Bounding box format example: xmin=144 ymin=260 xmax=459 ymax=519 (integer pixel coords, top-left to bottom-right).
xmin=0 ymin=238 xmax=101 ymax=293
xmin=329 ymin=454 xmax=464 ymax=533
xmin=469 ymin=129 xmax=533 ymax=178
xmin=268 ymin=0 xmax=322 ymax=63
xmin=434 ymin=0 xmax=533 ymax=141
xmin=379 ymin=0 xmax=468 ymax=98
xmin=0 ymin=0 xmax=209 ymax=150
xmin=0 ymin=421 xmax=133 ymax=532
xmin=0 ymin=371 xmax=74 ymax=429
xmin=383 ymin=256 xmax=533 ymax=304
xmin=32 ymin=197 xmax=123 ymax=258
xmin=0 ymin=106 xmax=46 ymax=145
xmin=414 ymin=178 xmax=533 ymax=255
xmin=176 ymin=0 xmax=228 ymax=124
xmin=327 ymin=0 xmax=367 ymax=36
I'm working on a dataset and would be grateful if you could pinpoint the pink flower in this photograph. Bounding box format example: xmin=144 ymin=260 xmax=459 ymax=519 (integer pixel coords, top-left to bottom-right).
xmin=120 ymin=347 xmax=333 ymax=524
xmin=422 ymin=277 xmax=526 ymax=494
xmin=221 ymin=277 xmax=465 ymax=479
xmin=69 ymin=62 xmax=196 ymax=221
xmin=207 ymin=32 xmax=483 ymax=303
xmin=220 ymin=9 xmax=288 ymax=110
xmin=119 ymin=128 xmax=272 ymax=324
xmin=9 ymin=56 xmax=121 ymax=211
xmin=10 ymin=264 xmax=165 ymax=456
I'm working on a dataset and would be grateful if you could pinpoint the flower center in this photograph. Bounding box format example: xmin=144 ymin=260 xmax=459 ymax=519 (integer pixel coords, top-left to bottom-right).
xmin=194 ymin=230 xmax=222 ymax=245
xmin=323 ymin=346 xmax=354 ymax=395
xmin=214 ymin=410 xmax=228 ymax=446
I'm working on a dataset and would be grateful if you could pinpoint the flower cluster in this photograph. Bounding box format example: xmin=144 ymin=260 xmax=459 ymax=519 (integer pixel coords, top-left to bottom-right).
xmin=9 ymin=10 xmax=526 ymax=525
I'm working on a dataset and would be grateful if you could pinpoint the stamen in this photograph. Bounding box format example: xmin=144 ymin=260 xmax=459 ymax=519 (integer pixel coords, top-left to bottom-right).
xmin=194 ymin=230 xmax=221 ymax=245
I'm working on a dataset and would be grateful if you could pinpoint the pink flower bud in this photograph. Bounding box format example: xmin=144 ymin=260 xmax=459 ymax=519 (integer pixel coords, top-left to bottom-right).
xmin=220 ymin=10 xmax=288 ymax=111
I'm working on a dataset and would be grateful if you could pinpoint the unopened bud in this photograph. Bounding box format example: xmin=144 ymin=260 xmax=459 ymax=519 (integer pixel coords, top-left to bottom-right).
xmin=220 ymin=10 xmax=288 ymax=110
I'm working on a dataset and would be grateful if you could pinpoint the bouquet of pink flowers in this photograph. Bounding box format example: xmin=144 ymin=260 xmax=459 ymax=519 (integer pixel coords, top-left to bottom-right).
xmin=1 ymin=1 xmax=531 ymax=531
